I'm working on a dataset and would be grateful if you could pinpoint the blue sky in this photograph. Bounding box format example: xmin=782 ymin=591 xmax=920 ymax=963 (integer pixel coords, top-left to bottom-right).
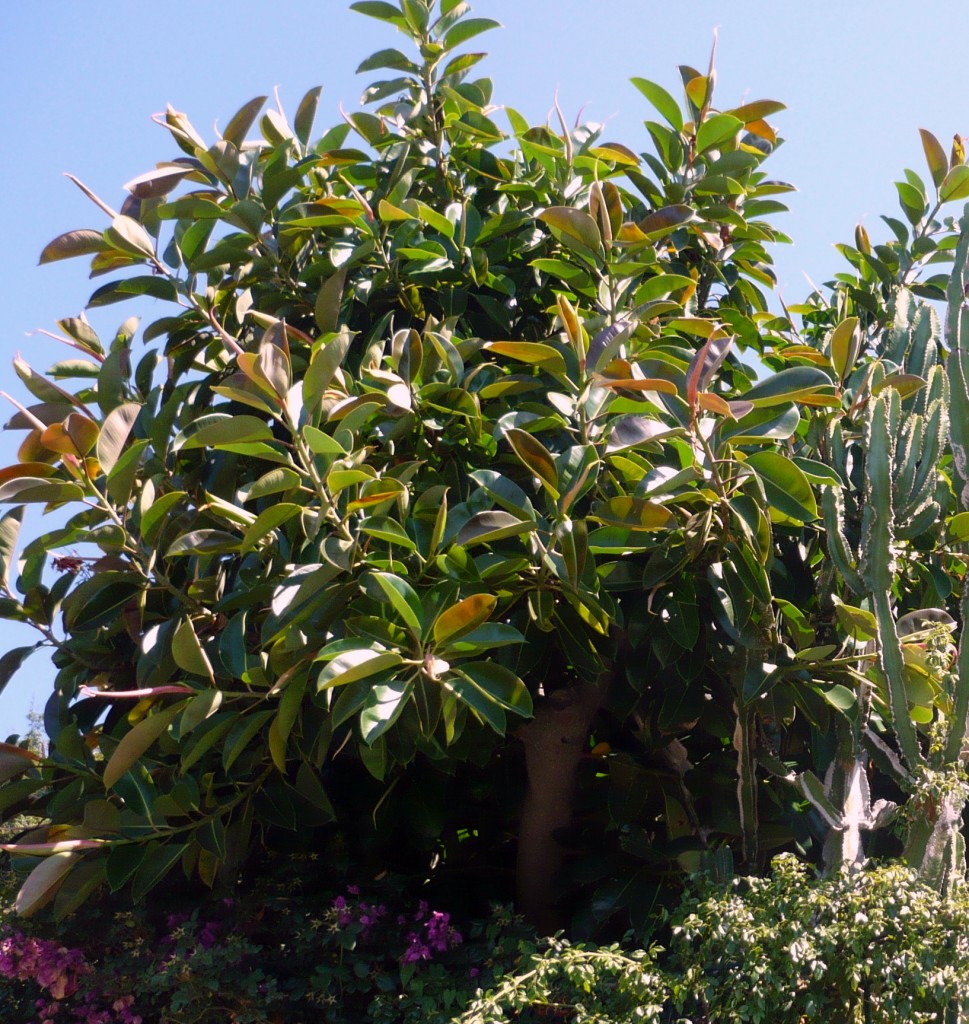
xmin=1 ymin=0 xmax=968 ymax=735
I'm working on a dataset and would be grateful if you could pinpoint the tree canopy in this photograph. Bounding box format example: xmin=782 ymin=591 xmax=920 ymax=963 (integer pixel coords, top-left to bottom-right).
xmin=2 ymin=0 xmax=969 ymax=940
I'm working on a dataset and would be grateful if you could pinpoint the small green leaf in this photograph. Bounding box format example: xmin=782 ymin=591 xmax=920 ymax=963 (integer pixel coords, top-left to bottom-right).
xmin=630 ymin=78 xmax=683 ymax=132
xmin=104 ymin=216 xmax=156 ymax=259
xmin=442 ymin=16 xmax=500 ymax=49
xmin=172 ymin=618 xmax=215 ymax=683
xmin=365 ymin=571 xmax=424 ymax=638
xmin=695 ymin=114 xmax=742 ymax=154
xmin=834 ymin=601 xmax=879 ymax=641
xmin=940 ymin=165 xmax=969 ymax=203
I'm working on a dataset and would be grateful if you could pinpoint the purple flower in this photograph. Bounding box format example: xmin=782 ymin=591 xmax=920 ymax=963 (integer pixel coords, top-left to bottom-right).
xmin=401 ymin=933 xmax=432 ymax=963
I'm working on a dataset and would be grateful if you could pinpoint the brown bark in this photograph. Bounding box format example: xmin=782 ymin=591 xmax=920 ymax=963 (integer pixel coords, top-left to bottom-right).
xmin=515 ymin=676 xmax=607 ymax=934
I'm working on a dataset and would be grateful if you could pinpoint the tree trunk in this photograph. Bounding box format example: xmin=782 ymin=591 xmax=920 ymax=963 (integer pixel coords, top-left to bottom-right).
xmin=516 ymin=677 xmax=607 ymax=933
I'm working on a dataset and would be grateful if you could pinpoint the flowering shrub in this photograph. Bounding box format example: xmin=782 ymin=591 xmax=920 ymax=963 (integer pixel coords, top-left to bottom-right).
xmin=0 ymin=861 xmax=535 ymax=1024
xmin=0 ymin=928 xmax=141 ymax=1024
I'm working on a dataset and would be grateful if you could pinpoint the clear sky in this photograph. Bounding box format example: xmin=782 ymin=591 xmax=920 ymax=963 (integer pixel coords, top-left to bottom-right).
xmin=1 ymin=0 xmax=968 ymax=736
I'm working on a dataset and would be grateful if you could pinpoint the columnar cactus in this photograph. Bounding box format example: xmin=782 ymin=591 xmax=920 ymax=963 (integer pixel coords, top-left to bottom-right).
xmin=809 ymin=207 xmax=969 ymax=890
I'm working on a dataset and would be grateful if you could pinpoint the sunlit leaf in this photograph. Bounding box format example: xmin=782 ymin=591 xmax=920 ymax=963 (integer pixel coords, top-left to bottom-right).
xmin=103 ymin=703 xmax=184 ymax=789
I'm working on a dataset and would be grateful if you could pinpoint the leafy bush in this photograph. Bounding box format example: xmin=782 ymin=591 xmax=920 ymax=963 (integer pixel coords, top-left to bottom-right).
xmin=458 ymin=856 xmax=969 ymax=1023
xmin=671 ymin=855 xmax=969 ymax=1022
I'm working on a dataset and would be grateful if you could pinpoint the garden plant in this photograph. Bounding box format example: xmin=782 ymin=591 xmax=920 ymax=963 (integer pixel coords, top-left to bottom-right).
xmin=3 ymin=0 xmax=969 ymax=1019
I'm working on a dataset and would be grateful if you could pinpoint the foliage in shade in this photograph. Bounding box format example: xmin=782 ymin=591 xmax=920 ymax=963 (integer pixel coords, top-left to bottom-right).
xmin=2 ymin=0 xmax=969 ymax=946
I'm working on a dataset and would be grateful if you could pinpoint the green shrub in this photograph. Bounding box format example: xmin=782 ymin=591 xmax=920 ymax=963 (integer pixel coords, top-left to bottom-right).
xmin=456 ymin=856 xmax=969 ymax=1023
xmin=670 ymin=854 xmax=969 ymax=1023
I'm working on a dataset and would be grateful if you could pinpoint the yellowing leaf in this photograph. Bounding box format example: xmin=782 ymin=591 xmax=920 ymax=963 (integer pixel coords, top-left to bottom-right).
xmin=103 ymin=703 xmax=184 ymax=789
xmin=15 ymin=852 xmax=77 ymax=918
xmin=433 ymin=594 xmax=497 ymax=645
xmin=538 ymin=207 xmax=601 ymax=252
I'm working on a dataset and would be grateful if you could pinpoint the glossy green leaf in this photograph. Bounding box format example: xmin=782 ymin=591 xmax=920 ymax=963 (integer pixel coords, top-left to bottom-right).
xmin=450 ymin=662 xmax=531 ymax=718
xmin=0 ymin=507 xmax=22 ymax=590
xmin=829 ymin=317 xmax=860 ymax=382
xmin=833 ymin=601 xmax=879 ymax=641
xmin=630 ymin=77 xmax=683 ymax=131
xmin=359 ymin=679 xmax=413 ymax=745
xmin=166 ymin=530 xmax=241 ymax=556
xmin=222 ymin=709 xmax=275 ymax=772
xmin=172 ymin=618 xmax=215 ymax=682
xmin=238 ymin=468 xmax=302 ymax=503
xmin=365 ymin=571 xmax=424 ymax=637
xmin=174 ymin=414 xmax=274 ymax=451
xmin=240 ymin=504 xmax=301 ymax=553
xmin=940 ymin=165 xmax=969 ymax=203
xmin=442 ymin=16 xmax=500 ymax=49
xmin=454 ymin=511 xmax=536 ymax=547
xmin=638 ymin=205 xmax=695 ymax=238
xmin=741 ymin=366 xmax=838 ymax=408
xmin=0 ymin=739 xmax=42 ymax=783
xmin=131 ymin=843 xmax=188 ymax=903
xmin=695 ymin=114 xmax=743 ymax=154
xmin=104 ymin=216 xmax=156 ymax=259
xmin=745 ymin=451 xmax=818 ymax=522
xmin=317 ymin=648 xmax=404 ymax=690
